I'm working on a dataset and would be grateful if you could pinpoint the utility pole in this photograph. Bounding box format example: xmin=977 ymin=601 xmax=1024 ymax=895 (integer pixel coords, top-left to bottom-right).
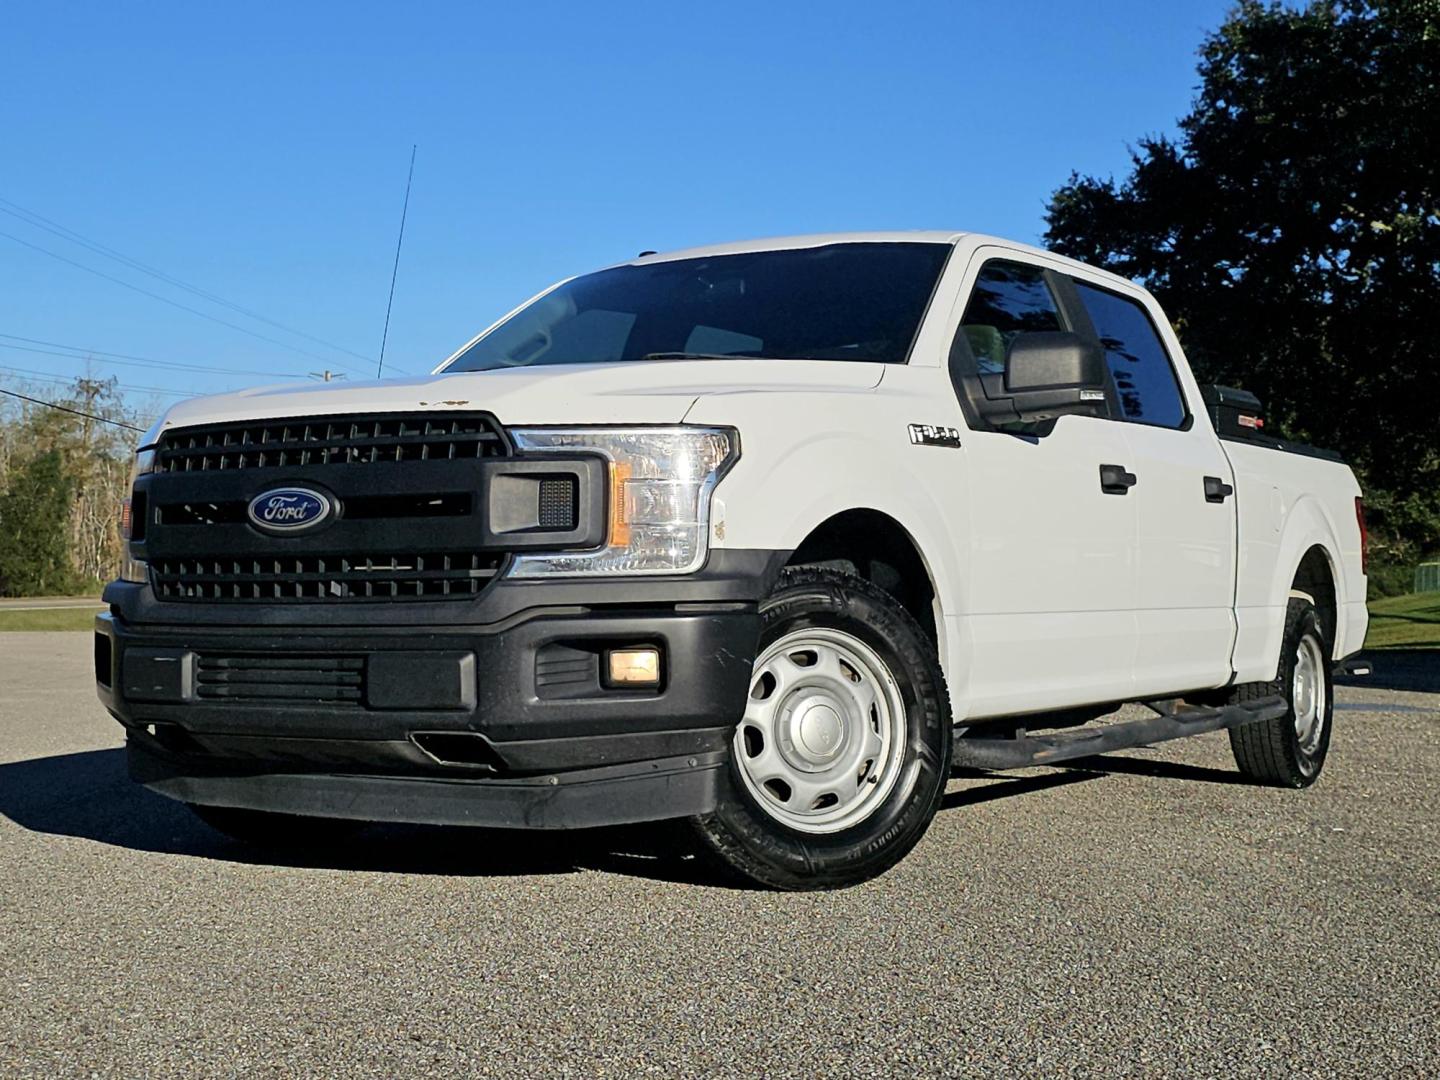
xmin=75 ymin=377 xmax=105 ymax=453
xmin=308 ymin=370 xmax=347 ymax=382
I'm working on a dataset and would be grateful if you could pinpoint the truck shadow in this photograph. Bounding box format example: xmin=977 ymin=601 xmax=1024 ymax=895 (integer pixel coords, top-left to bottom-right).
xmin=942 ymin=768 xmax=1105 ymax=808
xmin=948 ymin=754 xmax=1253 ymax=796
xmin=0 ymin=746 xmax=1255 ymax=887
xmin=1339 ymin=649 xmax=1440 ymax=694
xmin=1055 ymin=755 xmax=1253 ymax=786
xmin=0 ymin=748 xmax=734 ymax=888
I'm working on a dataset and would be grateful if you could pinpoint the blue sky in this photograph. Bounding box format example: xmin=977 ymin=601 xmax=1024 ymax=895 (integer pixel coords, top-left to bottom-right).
xmin=1 ymin=0 xmax=1233 ymax=411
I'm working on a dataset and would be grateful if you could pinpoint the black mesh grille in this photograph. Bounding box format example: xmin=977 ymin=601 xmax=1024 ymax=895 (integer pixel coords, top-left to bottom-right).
xmin=152 ymin=552 xmax=505 ymax=602
xmin=157 ymin=412 xmax=507 ymax=473
xmin=538 ymin=477 xmax=577 ymax=529
xmin=195 ymin=653 xmax=364 ymax=706
xmin=148 ymin=411 xmax=513 ymax=605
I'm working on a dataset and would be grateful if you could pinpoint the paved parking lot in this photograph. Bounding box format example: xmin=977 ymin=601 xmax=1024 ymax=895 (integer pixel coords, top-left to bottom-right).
xmin=2 ymin=632 xmax=1437 ymax=1078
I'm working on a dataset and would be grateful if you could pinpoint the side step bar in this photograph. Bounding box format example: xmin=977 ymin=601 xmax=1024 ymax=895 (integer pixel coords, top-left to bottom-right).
xmin=952 ymin=695 xmax=1288 ymax=772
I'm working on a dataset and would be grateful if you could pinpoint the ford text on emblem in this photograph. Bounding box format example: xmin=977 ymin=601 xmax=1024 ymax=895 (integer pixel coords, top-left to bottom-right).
xmin=247 ymin=487 xmax=333 ymax=533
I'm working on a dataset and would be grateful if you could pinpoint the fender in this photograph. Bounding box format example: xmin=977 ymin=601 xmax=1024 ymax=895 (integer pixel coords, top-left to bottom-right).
xmin=1245 ymin=493 xmax=1346 ymax=679
xmin=688 ymin=386 xmax=972 ymax=701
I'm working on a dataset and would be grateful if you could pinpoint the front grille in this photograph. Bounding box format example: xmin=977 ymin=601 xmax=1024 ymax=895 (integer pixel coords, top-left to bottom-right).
xmin=157 ymin=412 xmax=508 ymax=473
xmin=196 ymin=653 xmax=364 ymax=707
xmin=147 ymin=411 xmax=517 ymax=605
xmin=152 ymin=552 xmax=505 ymax=602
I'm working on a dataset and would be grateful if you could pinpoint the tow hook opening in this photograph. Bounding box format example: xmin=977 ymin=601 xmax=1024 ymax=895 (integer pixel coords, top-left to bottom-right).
xmin=409 ymin=731 xmax=507 ymax=772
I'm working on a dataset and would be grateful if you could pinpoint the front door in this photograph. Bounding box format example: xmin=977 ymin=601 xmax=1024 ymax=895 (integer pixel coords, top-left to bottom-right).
xmin=955 ymin=256 xmax=1139 ymax=718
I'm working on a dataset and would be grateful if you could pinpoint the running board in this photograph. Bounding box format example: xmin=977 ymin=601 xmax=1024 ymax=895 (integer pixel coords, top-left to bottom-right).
xmin=952 ymin=695 xmax=1288 ymax=772
xmin=1336 ymin=656 xmax=1373 ymax=678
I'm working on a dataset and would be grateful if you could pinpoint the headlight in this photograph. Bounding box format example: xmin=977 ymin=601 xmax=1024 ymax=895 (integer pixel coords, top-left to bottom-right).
xmin=118 ymin=448 xmax=156 ymax=583
xmin=507 ymin=426 xmax=738 ymax=576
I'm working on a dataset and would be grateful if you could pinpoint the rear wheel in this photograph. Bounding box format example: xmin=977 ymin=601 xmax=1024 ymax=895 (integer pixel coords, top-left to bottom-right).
xmin=1228 ymin=595 xmax=1333 ymax=787
xmin=692 ymin=567 xmax=951 ymax=890
xmin=188 ymin=804 xmax=364 ymax=848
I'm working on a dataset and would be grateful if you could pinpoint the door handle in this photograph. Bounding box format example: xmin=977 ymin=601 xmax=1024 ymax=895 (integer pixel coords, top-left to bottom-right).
xmin=1099 ymin=463 xmax=1138 ymax=495
xmin=1204 ymin=475 xmax=1235 ymax=503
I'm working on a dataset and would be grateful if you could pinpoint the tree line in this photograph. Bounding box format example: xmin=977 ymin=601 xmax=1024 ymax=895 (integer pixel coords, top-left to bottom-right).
xmin=0 ymin=378 xmax=145 ymax=596
xmin=1045 ymin=0 xmax=1438 ymax=594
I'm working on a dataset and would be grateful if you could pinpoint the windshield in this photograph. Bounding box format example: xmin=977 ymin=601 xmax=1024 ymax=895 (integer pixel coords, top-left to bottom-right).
xmin=444 ymin=242 xmax=951 ymax=372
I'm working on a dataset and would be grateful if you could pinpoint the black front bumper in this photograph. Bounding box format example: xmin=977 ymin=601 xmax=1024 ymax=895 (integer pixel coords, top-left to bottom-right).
xmin=96 ymin=550 xmax=783 ymax=828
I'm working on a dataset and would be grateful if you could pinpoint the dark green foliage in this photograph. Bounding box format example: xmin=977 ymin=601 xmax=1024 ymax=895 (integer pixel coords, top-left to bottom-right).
xmin=1045 ymin=0 xmax=1440 ymax=586
xmin=0 ymin=450 xmax=79 ymax=596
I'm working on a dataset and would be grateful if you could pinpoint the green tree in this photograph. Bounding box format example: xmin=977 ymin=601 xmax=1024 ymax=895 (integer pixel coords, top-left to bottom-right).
xmin=1045 ymin=0 xmax=1440 ymax=580
xmin=0 ymin=450 xmax=78 ymax=596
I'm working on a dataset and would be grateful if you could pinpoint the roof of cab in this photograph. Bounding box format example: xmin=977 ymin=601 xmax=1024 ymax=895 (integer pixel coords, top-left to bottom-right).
xmin=621 ymin=231 xmax=970 ymax=265
xmin=616 ymin=230 xmax=1137 ymax=293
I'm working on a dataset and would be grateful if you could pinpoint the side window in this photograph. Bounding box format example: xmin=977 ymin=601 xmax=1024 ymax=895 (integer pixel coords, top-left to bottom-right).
xmin=1072 ymin=281 xmax=1187 ymax=428
xmin=959 ymin=260 xmax=1064 ymax=375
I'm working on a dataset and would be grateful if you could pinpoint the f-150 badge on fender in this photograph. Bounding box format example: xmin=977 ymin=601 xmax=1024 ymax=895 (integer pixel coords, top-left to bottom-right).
xmin=247 ymin=487 xmax=333 ymax=533
xmin=908 ymin=423 xmax=963 ymax=449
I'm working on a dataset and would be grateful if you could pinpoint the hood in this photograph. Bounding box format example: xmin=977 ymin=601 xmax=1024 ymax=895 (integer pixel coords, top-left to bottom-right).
xmin=148 ymin=359 xmax=885 ymax=438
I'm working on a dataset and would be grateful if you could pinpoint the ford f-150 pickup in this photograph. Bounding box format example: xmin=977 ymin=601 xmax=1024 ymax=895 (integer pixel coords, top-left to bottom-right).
xmin=96 ymin=232 xmax=1369 ymax=889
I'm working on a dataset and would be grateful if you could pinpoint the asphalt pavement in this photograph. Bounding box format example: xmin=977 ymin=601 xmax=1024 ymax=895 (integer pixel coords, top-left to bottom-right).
xmin=2 ymin=633 xmax=1436 ymax=1078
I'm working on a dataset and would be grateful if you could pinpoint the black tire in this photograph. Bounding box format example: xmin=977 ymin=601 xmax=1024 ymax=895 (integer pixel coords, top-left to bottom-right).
xmin=1227 ymin=595 xmax=1333 ymax=787
xmin=691 ymin=567 xmax=952 ymax=890
xmin=188 ymin=804 xmax=365 ymax=848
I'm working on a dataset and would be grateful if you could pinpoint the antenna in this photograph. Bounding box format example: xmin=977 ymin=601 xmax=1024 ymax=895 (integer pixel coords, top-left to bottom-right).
xmin=376 ymin=144 xmax=417 ymax=379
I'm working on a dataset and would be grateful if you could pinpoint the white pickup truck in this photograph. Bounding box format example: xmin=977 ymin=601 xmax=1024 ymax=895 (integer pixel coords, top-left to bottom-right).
xmin=96 ymin=232 xmax=1369 ymax=889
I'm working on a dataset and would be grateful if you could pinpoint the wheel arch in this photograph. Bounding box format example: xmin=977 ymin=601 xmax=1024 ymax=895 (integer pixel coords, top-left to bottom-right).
xmin=1273 ymin=494 xmax=1348 ymax=658
xmin=784 ymin=507 xmax=944 ymax=645
xmin=1291 ymin=544 xmax=1339 ymax=653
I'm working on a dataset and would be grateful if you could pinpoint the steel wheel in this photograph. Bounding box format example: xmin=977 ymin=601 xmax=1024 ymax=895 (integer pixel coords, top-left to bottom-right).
xmin=733 ymin=626 xmax=906 ymax=834
xmin=1293 ymin=631 xmax=1328 ymax=758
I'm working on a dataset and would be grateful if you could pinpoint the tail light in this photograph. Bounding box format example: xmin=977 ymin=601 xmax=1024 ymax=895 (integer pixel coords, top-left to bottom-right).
xmin=1355 ymin=497 xmax=1368 ymax=576
xmin=120 ymin=497 xmax=133 ymax=539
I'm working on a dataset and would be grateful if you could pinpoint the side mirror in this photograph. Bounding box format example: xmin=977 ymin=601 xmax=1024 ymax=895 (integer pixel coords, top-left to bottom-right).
xmin=975 ymin=331 xmax=1109 ymax=424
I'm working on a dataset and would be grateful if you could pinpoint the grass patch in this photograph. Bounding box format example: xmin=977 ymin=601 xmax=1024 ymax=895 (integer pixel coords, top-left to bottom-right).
xmin=0 ymin=606 xmax=103 ymax=632
xmin=1364 ymin=591 xmax=1440 ymax=650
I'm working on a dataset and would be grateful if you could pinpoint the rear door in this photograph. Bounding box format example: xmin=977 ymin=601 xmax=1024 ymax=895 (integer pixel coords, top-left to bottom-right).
xmin=955 ymin=254 xmax=1139 ymax=716
xmin=1066 ymin=276 xmax=1238 ymax=694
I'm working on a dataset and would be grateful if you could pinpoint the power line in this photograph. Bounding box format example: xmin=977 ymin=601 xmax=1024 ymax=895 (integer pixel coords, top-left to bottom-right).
xmin=377 ymin=145 xmax=417 ymax=379
xmin=0 ymin=196 xmax=376 ymax=365
xmin=0 ymin=333 xmax=307 ymax=379
xmin=0 ymin=363 xmax=194 ymax=398
xmin=0 ymin=386 xmax=143 ymax=432
xmin=0 ymin=229 xmax=369 ymax=375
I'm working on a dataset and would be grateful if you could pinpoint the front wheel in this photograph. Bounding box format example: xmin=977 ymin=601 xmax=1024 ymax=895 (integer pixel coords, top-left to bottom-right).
xmin=1228 ymin=595 xmax=1334 ymax=787
xmin=692 ymin=567 xmax=952 ymax=890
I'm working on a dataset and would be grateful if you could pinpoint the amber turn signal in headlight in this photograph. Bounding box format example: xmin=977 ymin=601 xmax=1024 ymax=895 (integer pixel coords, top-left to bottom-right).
xmin=606 ymin=647 xmax=661 ymax=687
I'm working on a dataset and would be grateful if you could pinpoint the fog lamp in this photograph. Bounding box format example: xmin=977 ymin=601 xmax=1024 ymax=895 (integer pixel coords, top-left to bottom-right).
xmin=607 ymin=647 xmax=662 ymax=687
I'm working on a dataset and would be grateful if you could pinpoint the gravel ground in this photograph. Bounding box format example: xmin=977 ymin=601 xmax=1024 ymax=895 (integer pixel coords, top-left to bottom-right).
xmin=2 ymin=633 xmax=1436 ymax=1078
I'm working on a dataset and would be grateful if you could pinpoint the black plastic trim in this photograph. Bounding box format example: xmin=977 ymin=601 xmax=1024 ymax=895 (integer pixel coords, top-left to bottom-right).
xmin=97 ymin=596 xmax=765 ymax=748
xmin=953 ymin=695 xmax=1287 ymax=771
xmin=129 ymin=737 xmax=727 ymax=829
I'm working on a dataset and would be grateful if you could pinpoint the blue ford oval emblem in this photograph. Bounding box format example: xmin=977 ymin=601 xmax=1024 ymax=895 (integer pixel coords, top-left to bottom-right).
xmin=247 ymin=487 xmax=332 ymax=533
